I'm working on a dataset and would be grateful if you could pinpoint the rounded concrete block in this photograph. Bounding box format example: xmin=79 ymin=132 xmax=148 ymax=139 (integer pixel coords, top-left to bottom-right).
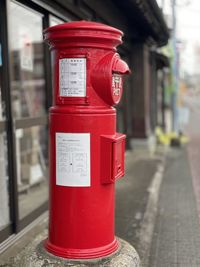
xmin=10 ymin=238 xmax=140 ymax=267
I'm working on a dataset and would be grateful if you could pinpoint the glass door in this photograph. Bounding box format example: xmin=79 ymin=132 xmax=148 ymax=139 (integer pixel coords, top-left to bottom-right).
xmin=0 ymin=0 xmax=71 ymax=244
xmin=0 ymin=37 xmax=10 ymax=237
xmin=8 ymin=0 xmax=48 ymax=229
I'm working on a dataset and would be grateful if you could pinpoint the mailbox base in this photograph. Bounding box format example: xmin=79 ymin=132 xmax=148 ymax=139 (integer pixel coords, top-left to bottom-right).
xmin=45 ymin=238 xmax=119 ymax=259
xmin=8 ymin=235 xmax=140 ymax=267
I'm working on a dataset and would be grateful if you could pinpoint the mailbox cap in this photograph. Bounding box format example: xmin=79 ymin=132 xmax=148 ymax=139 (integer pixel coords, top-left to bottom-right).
xmin=44 ymin=20 xmax=123 ymax=34
xmin=44 ymin=20 xmax=123 ymax=50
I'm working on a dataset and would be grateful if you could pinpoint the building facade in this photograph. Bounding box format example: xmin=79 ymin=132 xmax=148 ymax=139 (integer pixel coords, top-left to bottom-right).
xmin=0 ymin=0 xmax=169 ymax=248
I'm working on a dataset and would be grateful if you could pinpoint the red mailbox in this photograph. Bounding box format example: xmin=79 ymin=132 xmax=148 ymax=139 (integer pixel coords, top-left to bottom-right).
xmin=44 ymin=21 xmax=130 ymax=259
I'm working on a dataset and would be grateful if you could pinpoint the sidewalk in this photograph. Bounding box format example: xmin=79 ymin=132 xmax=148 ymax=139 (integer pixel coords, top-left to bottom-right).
xmin=0 ymin=146 xmax=164 ymax=266
xmin=5 ymin=145 xmax=199 ymax=267
xmin=118 ymin=142 xmax=200 ymax=267
xmin=147 ymin=98 xmax=200 ymax=266
xmin=148 ymin=146 xmax=200 ymax=267
xmin=116 ymin=147 xmax=166 ymax=265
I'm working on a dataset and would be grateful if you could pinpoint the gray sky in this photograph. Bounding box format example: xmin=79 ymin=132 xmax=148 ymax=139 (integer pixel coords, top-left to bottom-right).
xmin=157 ymin=0 xmax=200 ymax=75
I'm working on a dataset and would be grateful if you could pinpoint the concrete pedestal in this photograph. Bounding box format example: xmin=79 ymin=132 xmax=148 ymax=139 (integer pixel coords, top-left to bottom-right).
xmin=5 ymin=231 xmax=140 ymax=267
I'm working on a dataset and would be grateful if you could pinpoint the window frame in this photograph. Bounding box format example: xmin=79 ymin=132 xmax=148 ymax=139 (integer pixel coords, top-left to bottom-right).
xmin=0 ymin=0 xmax=69 ymax=244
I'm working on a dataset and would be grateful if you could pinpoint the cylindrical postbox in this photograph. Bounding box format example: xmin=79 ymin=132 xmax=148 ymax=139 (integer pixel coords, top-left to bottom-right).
xmin=44 ymin=20 xmax=130 ymax=259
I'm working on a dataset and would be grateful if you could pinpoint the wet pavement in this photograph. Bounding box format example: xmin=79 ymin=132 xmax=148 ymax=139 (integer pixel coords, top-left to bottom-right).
xmin=0 ymin=147 xmax=163 ymax=266
xmin=149 ymin=147 xmax=200 ymax=267
xmin=116 ymin=150 xmax=160 ymax=245
xmin=115 ymin=148 xmax=165 ymax=265
xmin=147 ymin=93 xmax=200 ymax=267
xmin=1 ymin=97 xmax=200 ymax=266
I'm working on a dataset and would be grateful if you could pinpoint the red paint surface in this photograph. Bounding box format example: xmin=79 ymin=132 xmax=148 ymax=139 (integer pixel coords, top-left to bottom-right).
xmin=44 ymin=21 xmax=130 ymax=259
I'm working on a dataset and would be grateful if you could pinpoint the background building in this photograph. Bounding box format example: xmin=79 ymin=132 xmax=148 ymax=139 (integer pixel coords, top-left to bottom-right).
xmin=0 ymin=0 xmax=169 ymax=248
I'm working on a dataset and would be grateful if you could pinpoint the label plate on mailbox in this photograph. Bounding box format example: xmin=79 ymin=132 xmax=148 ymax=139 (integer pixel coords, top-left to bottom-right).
xmin=59 ymin=58 xmax=86 ymax=97
xmin=56 ymin=133 xmax=90 ymax=187
xmin=100 ymin=133 xmax=125 ymax=184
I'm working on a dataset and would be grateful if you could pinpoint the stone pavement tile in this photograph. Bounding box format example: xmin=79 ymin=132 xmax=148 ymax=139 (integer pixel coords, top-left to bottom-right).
xmin=187 ymin=135 xmax=200 ymax=219
xmin=116 ymin=149 xmax=162 ymax=255
xmin=148 ymin=147 xmax=200 ymax=267
xmin=0 ymin=148 xmax=162 ymax=266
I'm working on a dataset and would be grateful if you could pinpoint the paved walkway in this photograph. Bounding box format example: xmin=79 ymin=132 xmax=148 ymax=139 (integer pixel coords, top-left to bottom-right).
xmin=0 ymin=148 xmax=162 ymax=266
xmin=148 ymin=147 xmax=200 ymax=267
xmin=116 ymin=151 xmax=157 ymax=243
xmin=115 ymin=148 xmax=164 ymax=262
xmin=2 ymin=144 xmax=200 ymax=267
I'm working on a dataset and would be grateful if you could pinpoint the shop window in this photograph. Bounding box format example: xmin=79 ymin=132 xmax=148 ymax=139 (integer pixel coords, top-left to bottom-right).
xmin=0 ymin=133 xmax=10 ymax=230
xmin=16 ymin=125 xmax=48 ymax=219
xmin=50 ymin=15 xmax=64 ymax=27
xmin=8 ymin=1 xmax=48 ymax=221
xmin=0 ymin=52 xmax=10 ymax=230
xmin=9 ymin=1 xmax=46 ymax=119
xmin=0 ymin=44 xmax=5 ymax=119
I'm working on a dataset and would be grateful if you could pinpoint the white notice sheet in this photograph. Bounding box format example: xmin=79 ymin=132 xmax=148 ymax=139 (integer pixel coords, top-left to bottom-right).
xmin=56 ymin=133 xmax=90 ymax=187
xmin=59 ymin=58 xmax=86 ymax=97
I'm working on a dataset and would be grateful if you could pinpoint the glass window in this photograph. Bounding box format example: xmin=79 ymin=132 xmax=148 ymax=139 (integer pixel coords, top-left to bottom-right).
xmin=0 ymin=45 xmax=3 ymax=119
xmin=8 ymin=1 xmax=49 ymax=220
xmin=17 ymin=125 xmax=48 ymax=219
xmin=0 ymin=44 xmax=5 ymax=120
xmin=0 ymin=135 xmax=10 ymax=231
xmin=9 ymin=1 xmax=46 ymax=119
xmin=50 ymin=15 xmax=64 ymax=27
xmin=0 ymin=25 xmax=10 ymax=231
xmin=0 ymin=91 xmax=3 ymax=120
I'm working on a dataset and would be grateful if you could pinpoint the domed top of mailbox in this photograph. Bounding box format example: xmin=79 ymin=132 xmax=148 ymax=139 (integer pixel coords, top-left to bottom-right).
xmin=44 ymin=20 xmax=123 ymax=50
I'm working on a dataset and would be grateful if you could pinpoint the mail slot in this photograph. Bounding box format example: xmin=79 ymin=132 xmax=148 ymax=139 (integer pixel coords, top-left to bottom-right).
xmin=101 ymin=133 xmax=125 ymax=184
